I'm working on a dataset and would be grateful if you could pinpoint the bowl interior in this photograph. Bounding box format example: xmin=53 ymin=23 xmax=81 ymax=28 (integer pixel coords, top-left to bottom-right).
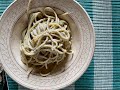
xmin=10 ymin=7 xmax=81 ymax=75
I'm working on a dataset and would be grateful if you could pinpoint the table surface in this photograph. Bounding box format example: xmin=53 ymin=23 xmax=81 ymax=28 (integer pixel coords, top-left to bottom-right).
xmin=0 ymin=0 xmax=120 ymax=90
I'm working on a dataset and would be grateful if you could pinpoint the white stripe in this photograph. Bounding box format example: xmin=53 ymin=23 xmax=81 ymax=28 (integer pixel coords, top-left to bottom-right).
xmin=93 ymin=0 xmax=113 ymax=89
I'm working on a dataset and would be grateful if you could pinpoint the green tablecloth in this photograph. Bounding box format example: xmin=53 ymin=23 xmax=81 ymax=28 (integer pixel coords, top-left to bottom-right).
xmin=0 ymin=0 xmax=120 ymax=90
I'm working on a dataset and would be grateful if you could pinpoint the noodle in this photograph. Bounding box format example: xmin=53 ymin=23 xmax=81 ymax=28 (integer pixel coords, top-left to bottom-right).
xmin=20 ymin=1 xmax=72 ymax=77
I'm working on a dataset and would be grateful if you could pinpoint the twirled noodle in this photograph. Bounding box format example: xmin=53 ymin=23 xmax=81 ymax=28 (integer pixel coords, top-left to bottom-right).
xmin=20 ymin=6 xmax=72 ymax=77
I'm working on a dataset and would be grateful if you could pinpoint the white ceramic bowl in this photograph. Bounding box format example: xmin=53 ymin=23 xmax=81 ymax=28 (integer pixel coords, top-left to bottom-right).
xmin=0 ymin=0 xmax=95 ymax=89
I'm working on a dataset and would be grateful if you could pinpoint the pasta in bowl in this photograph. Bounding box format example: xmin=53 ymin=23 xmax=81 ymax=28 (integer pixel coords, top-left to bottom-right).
xmin=20 ymin=7 xmax=72 ymax=77
xmin=0 ymin=0 xmax=95 ymax=89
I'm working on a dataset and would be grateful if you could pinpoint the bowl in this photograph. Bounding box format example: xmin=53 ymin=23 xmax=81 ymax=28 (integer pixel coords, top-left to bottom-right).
xmin=0 ymin=0 xmax=95 ymax=89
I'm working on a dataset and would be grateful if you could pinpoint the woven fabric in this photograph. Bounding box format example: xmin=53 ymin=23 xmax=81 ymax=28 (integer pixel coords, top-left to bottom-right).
xmin=0 ymin=0 xmax=120 ymax=90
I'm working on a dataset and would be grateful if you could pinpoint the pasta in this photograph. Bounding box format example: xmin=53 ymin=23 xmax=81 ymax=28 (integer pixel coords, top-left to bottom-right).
xmin=20 ymin=6 xmax=72 ymax=77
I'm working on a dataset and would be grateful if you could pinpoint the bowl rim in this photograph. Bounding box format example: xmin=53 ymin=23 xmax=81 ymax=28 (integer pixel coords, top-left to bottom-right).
xmin=0 ymin=0 xmax=95 ymax=89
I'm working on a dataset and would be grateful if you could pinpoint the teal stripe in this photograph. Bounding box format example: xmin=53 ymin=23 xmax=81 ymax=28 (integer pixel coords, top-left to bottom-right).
xmin=7 ymin=76 xmax=18 ymax=90
xmin=75 ymin=0 xmax=94 ymax=90
xmin=0 ymin=0 xmax=13 ymax=15
xmin=112 ymin=0 xmax=120 ymax=89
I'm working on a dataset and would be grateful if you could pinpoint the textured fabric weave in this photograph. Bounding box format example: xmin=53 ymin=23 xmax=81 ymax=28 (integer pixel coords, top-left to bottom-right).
xmin=0 ymin=0 xmax=120 ymax=90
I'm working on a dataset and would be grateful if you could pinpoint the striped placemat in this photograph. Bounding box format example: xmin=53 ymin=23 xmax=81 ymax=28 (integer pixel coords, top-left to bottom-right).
xmin=0 ymin=0 xmax=120 ymax=90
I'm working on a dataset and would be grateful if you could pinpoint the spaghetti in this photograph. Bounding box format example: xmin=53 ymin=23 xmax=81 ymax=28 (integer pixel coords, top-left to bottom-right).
xmin=20 ymin=6 xmax=72 ymax=76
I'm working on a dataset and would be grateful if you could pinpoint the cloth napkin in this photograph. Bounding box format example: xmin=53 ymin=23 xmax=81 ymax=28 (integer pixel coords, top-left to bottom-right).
xmin=0 ymin=0 xmax=120 ymax=90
